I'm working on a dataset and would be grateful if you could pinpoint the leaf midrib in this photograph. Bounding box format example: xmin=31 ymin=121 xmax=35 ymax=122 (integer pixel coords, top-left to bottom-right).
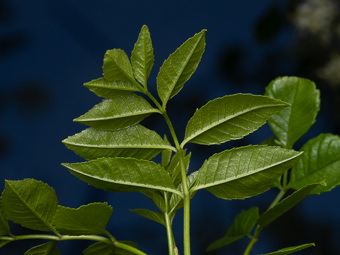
xmin=75 ymin=109 xmax=160 ymax=121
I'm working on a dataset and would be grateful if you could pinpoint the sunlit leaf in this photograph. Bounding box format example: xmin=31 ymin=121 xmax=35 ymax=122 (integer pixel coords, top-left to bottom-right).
xmin=157 ymin=30 xmax=206 ymax=107
xmin=63 ymin=125 xmax=175 ymax=161
xmin=260 ymin=243 xmax=315 ymax=255
xmin=53 ymin=203 xmax=113 ymax=235
xmin=25 ymin=241 xmax=59 ymax=255
xmin=182 ymin=94 xmax=289 ymax=146
xmin=288 ymin=133 xmax=340 ymax=194
xmin=74 ymin=94 xmax=160 ymax=131
xmin=62 ymin=158 xmax=181 ymax=196
xmin=191 ymin=145 xmax=302 ymax=199
xmin=130 ymin=209 xmax=165 ymax=226
xmin=265 ymin=77 xmax=320 ymax=148
xmin=2 ymin=179 xmax=58 ymax=232
xmin=131 ymin=25 xmax=154 ymax=87
xmin=207 ymin=207 xmax=259 ymax=251
xmin=84 ymin=78 xmax=142 ymax=98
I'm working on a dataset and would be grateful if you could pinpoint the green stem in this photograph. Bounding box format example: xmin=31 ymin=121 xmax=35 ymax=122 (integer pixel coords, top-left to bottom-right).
xmin=114 ymin=241 xmax=148 ymax=255
xmin=164 ymin=192 xmax=176 ymax=255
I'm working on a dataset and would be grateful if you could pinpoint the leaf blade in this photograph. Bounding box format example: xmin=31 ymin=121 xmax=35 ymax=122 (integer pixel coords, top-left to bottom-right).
xmin=25 ymin=241 xmax=59 ymax=255
xmin=130 ymin=209 xmax=165 ymax=226
xmin=260 ymin=243 xmax=315 ymax=255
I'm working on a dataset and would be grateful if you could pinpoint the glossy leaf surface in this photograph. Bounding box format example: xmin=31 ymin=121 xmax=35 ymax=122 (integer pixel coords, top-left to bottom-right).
xmin=63 ymin=158 xmax=181 ymax=195
xmin=130 ymin=209 xmax=165 ymax=226
xmin=157 ymin=30 xmax=206 ymax=107
xmin=74 ymin=94 xmax=160 ymax=131
xmin=191 ymin=145 xmax=302 ymax=199
xmin=63 ymin=125 xmax=175 ymax=161
xmin=2 ymin=179 xmax=58 ymax=232
xmin=288 ymin=133 xmax=340 ymax=194
xmin=265 ymin=77 xmax=320 ymax=148
xmin=207 ymin=207 xmax=259 ymax=251
xmin=53 ymin=203 xmax=113 ymax=235
xmin=131 ymin=25 xmax=154 ymax=87
xmin=182 ymin=94 xmax=289 ymax=146
xmin=84 ymin=242 xmax=136 ymax=255
xmin=260 ymin=243 xmax=315 ymax=255
xmin=84 ymin=78 xmax=141 ymax=98
xmin=25 ymin=241 xmax=59 ymax=255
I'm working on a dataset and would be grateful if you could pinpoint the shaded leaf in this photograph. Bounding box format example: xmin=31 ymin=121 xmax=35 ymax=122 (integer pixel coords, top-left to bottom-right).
xmin=265 ymin=76 xmax=320 ymax=148
xmin=182 ymin=94 xmax=289 ymax=146
xmin=288 ymin=133 xmax=340 ymax=194
xmin=157 ymin=30 xmax=206 ymax=107
xmin=140 ymin=190 xmax=165 ymax=212
xmin=63 ymin=125 xmax=175 ymax=161
xmin=130 ymin=209 xmax=165 ymax=226
xmin=258 ymin=183 xmax=319 ymax=231
xmin=2 ymin=179 xmax=58 ymax=232
xmin=207 ymin=207 xmax=259 ymax=251
xmin=25 ymin=241 xmax=59 ymax=255
xmin=84 ymin=241 xmax=136 ymax=255
xmin=103 ymin=49 xmax=135 ymax=83
xmin=74 ymin=94 xmax=160 ymax=131
xmin=131 ymin=25 xmax=154 ymax=87
xmin=62 ymin=158 xmax=181 ymax=196
xmin=53 ymin=203 xmax=113 ymax=235
xmin=0 ymin=197 xmax=10 ymax=236
xmin=0 ymin=240 xmax=10 ymax=248
xmin=191 ymin=145 xmax=302 ymax=200
xmin=167 ymin=151 xmax=191 ymax=187
xmin=260 ymin=243 xmax=315 ymax=255
xmin=84 ymin=78 xmax=141 ymax=98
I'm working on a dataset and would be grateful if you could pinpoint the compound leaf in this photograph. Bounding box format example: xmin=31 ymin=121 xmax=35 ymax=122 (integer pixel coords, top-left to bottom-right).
xmin=84 ymin=241 xmax=137 ymax=255
xmin=260 ymin=243 xmax=315 ymax=255
xmin=131 ymin=25 xmax=154 ymax=87
xmin=191 ymin=145 xmax=302 ymax=200
xmin=25 ymin=241 xmax=59 ymax=255
xmin=62 ymin=158 xmax=181 ymax=196
xmin=63 ymin=125 xmax=175 ymax=161
xmin=157 ymin=29 xmax=206 ymax=107
xmin=288 ymin=133 xmax=340 ymax=194
xmin=84 ymin=78 xmax=142 ymax=98
xmin=2 ymin=179 xmax=58 ymax=232
xmin=130 ymin=209 xmax=165 ymax=226
xmin=207 ymin=207 xmax=259 ymax=251
xmin=53 ymin=203 xmax=113 ymax=235
xmin=103 ymin=49 xmax=135 ymax=83
xmin=182 ymin=94 xmax=289 ymax=146
xmin=265 ymin=77 xmax=320 ymax=148
xmin=74 ymin=94 xmax=160 ymax=131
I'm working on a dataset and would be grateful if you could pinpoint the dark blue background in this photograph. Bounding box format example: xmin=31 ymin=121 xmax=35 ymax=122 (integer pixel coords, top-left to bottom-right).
xmin=1 ymin=0 xmax=340 ymax=254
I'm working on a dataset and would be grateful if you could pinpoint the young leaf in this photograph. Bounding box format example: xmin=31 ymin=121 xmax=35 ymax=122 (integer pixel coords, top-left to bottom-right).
xmin=260 ymin=243 xmax=315 ymax=255
xmin=140 ymin=190 xmax=165 ymax=212
xmin=1 ymin=179 xmax=58 ymax=232
xmin=74 ymin=94 xmax=160 ymax=131
xmin=53 ymin=203 xmax=113 ymax=235
xmin=131 ymin=25 xmax=154 ymax=87
xmin=103 ymin=49 xmax=135 ymax=83
xmin=63 ymin=125 xmax=175 ymax=161
xmin=265 ymin=76 xmax=320 ymax=148
xmin=25 ymin=241 xmax=59 ymax=255
xmin=181 ymin=94 xmax=289 ymax=147
xmin=84 ymin=241 xmax=137 ymax=255
xmin=258 ymin=183 xmax=319 ymax=231
xmin=62 ymin=158 xmax=181 ymax=196
xmin=157 ymin=29 xmax=206 ymax=107
xmin=191 ymin=145 xmax=302 ymax=200
xmin=288 ymin=133 xmax=340 ymax=194
xmin=130 ymin=209 xmax=165 ymax=226
xmin=84 ymin=78 xmax=142 ymax=98
xmin=207 ymin=207 xmax=259 ymax=251
xmin=168 ymin=151 xmax=191 ymax=187
xmin=0 ymin=198 xmax=10 ymax=236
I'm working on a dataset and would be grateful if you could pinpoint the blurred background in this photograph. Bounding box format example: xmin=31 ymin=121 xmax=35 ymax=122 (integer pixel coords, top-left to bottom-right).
xmin=1 ymin=0 xmax=340 ymax=254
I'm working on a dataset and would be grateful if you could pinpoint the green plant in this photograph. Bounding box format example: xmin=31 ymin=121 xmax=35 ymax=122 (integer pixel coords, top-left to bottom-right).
xmin=1 ymin=25 xmax=340 ymax=255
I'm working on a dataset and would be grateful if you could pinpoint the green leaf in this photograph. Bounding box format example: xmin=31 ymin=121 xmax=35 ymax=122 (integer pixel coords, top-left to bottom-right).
xmin=157 ymin=29 xmax=206 ymax=107
xmin=84 ymin=241 xmax=137 ymax=255
xmin=288 ymin=133 xmax=340 ymax=194
xmin=182 ymin=94 xmax=289 ymax=147
xmin=260 ymin=243 xmax=315 ymax=255
xmin=131 ymin=25 xmax=154 ymax=87
xmin=63 ymin=125 xmax=175 ymax=161
xmin=207 ymin=207 xmax=259 ymax=251
xmin=191 ymin=145 xmax=302 ymax=200
xmin=103 ymin=49 xmax=135 ymax=83
xmin=25 ymin=241 xmax=59 ymax=255
xmin=265 ymin=76 xmax=320 ymax=148
xmin=62 ymin=158 xmax=181 ymax=196
xmin=0 ymin=240 xmax=10 ymax=248
xmin=140 ymin=190 xmax=165 ymax=212
xmin=167 ymin=151 xmax=191 ymax=187
xmin=84 ymin=78 xmax=142 ymax=98
xmin=0 ymin=198 xmax=10 ymax=236
xmin=130 ymin=209 xmax=165 ymax=226
xmin=53 ymin=203 xmax=113 ymax=235
xmin=258 ymin=183 xmax=319 ymax=231
xmin=2 ymin=179 xmax=58 ymax=232
xmin=74 ymin=94 xmax=160 ymax=131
